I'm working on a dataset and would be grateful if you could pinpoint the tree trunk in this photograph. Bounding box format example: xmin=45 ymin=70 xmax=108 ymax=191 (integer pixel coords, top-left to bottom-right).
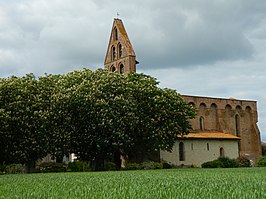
xmin=92 ymin=156 xmax=104 ymax=171
xmin=25 ymin=158 xmax=36 ymax=173
xmin=56 ymin=155 xmax=63 ymax=163
xmin=114 ymin=150 xmax=121 ymax=170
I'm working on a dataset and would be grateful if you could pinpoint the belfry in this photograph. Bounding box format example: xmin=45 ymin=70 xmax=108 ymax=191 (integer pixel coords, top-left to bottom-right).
xmin=104 ymin=18 xmax=138 ymax=74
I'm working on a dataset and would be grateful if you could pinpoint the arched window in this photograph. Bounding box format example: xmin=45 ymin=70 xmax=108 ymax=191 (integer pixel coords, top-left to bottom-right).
xmin=110 ymin=65 xmax=116 ymax=72
xmin=179 ymin=142 xmax=185 ymax=161
xmin=235 ymin=114 xmax=240 ymax=136
xmin=199 ymin=103 xmax=207 ymax=111
xmin=112 ymin=46 xmax=116 ymax=61
xmin=236 ymin=105 xmax=242 ymax=112
xmin=210 ymin=103 xmax=217 ymax=130
xmin=119 ymin=64 xmax=124 ymax=74
xmin=118 ymin=43 xmax=122 ymax=58
xmin=114 ymin=27 xmax=118 ymax=41
xmin=207 ymin=143 xmax=209 ymax=151
xmin=199 ymin=116 xmax=204 ymax=130
xmin=220 ymin=147 xmax=224 ymax=157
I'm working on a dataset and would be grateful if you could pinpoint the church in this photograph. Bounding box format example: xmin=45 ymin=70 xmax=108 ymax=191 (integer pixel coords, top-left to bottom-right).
xmin=104 ymin=18 xmax=262 ymax=166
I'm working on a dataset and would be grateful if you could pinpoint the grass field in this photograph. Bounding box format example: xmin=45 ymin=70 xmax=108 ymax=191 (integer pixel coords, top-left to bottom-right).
xmin=0 ymin=168 xmax=266 ymax=199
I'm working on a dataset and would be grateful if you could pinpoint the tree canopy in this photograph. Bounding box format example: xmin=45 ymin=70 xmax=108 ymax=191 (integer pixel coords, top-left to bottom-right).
xmin=0 ymin=69 xmax=195 ymax=171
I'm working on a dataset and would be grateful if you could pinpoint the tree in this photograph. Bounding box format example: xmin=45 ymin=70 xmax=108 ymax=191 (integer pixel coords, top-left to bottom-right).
xmin=0 ymin=78 xmax=12 ymax=164
xmin=0 ymin=75 xmax=51 ymax=172
xmin=123 ymin=73 xmax=195 ymax=162
xmin=37 ymin=74 xmax=73 ymax=163
xmin=66 ymin=69 xmax=195 ymax=168
xmin=0 ymin=69 xmax=195 ymax=171
xmin=68 ymin=69 xmax=135 ymax=170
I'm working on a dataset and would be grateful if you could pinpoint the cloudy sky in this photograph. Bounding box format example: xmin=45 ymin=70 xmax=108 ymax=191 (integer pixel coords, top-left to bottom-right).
xmin=1 ymin=0 xmax=266 ymax=141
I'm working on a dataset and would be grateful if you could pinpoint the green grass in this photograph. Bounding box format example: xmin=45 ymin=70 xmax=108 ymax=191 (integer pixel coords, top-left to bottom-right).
xmin=0 ymin=168 xmax=266 ymax=199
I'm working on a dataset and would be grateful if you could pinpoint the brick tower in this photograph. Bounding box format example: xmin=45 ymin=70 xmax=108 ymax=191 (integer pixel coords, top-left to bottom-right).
xmin=104 ymin=18 xmax=138 ymax=74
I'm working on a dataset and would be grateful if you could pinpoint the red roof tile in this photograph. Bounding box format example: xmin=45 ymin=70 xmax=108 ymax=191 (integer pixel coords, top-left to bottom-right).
xmin=178 ymin=131 xmax=240 ymax=140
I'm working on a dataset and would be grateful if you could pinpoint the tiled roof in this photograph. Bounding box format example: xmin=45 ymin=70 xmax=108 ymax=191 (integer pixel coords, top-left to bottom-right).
xmin=178 ymin=131 xmax=240 ymax=140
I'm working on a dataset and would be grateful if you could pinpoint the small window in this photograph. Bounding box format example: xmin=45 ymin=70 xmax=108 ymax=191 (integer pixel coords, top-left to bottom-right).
xmin=118 ymin=44 xmax=122 ymax=58
xmin=199 ymin=116 xmax=204 ymax=130
xmin=119 ymin=64 xmax=124 ymax=74
xmin=207 ymin=143 xmax=209 ymax=151
xmin=179 ymin=142 xmax=185 ymax=161
xmin=110 ymin=65 xmax=116 ymax=72
xmin=114 ymin=27 xmax=118 ymax=41
xmin=235 ymin=114 xmax=240 ymax=136
xmin=112 ymin=46 xmax=116 ymax=61
xmin=220 ymin=147 xmax=224 ymax=157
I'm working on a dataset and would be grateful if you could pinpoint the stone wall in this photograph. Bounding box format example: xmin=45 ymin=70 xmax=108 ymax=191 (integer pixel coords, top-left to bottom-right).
xmin=160 ymin=139 xmax=239 ymax=167
xmin=182 ymin=95 xmax=261 ymax=161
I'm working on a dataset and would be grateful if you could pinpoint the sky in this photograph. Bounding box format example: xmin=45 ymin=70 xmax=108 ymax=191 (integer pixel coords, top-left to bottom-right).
xmin=0 ymin=0 xmax=266 ymax=141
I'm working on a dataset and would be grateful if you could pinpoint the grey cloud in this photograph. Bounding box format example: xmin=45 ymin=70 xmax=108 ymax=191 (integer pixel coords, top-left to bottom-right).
xmin=128 ymin=1 xmax=264 ymax=69
xmin=0 ymin=0 xmax=266 ymax=140
xmin=1 ymin=0 xmax=264 ymax=76
xmin=139 ymin=54 xmax=266 ymax=140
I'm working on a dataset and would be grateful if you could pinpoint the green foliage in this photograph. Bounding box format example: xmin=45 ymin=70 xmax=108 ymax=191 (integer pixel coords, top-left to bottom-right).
xmin=202 ymin=157 xmax=239 ymax=168
xmin=162 ymin=162 xmax=173 ymax=169
xmin=0 ymin=69 xmax=195 ymax=171
xmin=153 ymin=162 xmax=163 ymax=169
xmin=256 ymin=156 xmax=266 ymax=167
xmin=67 ymin=161 xmax=90 ymax=172
xmin=104 ymin=162 xmax=116 ymax=171
xmin=217 ymin=157 xmax=239 ymax=168
xmin=124 ymin=73 xmax=196 ymax=162
xmin=141 ymin=161 xmax=163 ymax=170
xmin=38 ymin=162 xmax=67 ymax=173
xmin=125 ymin=163 xmax=142 ymax=170
xmin=5 ymin=164 xmax=24 ymax=174
xmin=1 ymin=168 xmax=266 ymax=198
xmin=262 ymin=146 xmax=266 ymax=156
xmin=0 ymin=164 xmax=25 ymax=174
xmin=125 ymin=161 xmax=163 ymax=170
xmin=202 ymin=159 xmax=225 ymax=168
xmin=0 ymin=74 xmax=54 ymax=171
xmin=0 ymin=165 xmax=6 ymax=174
xmin=141 ymin=161 xmax=155 ymax=170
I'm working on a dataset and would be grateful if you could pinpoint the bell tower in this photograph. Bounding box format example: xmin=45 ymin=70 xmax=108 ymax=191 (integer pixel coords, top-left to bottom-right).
xmin=104 ymin=18 xmax=138 ymax=74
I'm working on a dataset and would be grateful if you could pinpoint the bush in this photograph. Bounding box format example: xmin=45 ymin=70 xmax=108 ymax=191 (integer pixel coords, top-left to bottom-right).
xmin=6 ymin=164 xmax=25 ymax=174
xmin=125 ymin=162 xmax=163 ymax=170
xmin=202 ymin=159 xmax=224 ymax=168
xmin=202 ymin=157 xmax=239 ymax=168
xmin=125 ymin=163 xmax=142 ymax=170
xmin=0 ymin=165 xmax=6 ymax=174
xmin=162 ymin=162 xmax=172 ymax=169
xmin=0 ymin=164 xmax=25 ymax=174
xmin=256 ymin=156 xmax=266 ymax=167
xmin=237 ymin=156 xmax=251 ymax=167
xmin=68 ymin=161 xmax=90 ymax=172
xmin=153 ymin=162 xmax=163 ymax=169
xmin=141 ymin=161 xmax=163 ymax=170
xmin=104 ymin=162 xmax=116 ymax=171
xmin=5 ymin=164 xmax=25 ymax=174
xmin=218 ymin=157 xmax=238 ymax=168
xmin=38 ymin=162 xmax=67 ymax=173
xmin=142 ymin=161 xmax=155 ymax=170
